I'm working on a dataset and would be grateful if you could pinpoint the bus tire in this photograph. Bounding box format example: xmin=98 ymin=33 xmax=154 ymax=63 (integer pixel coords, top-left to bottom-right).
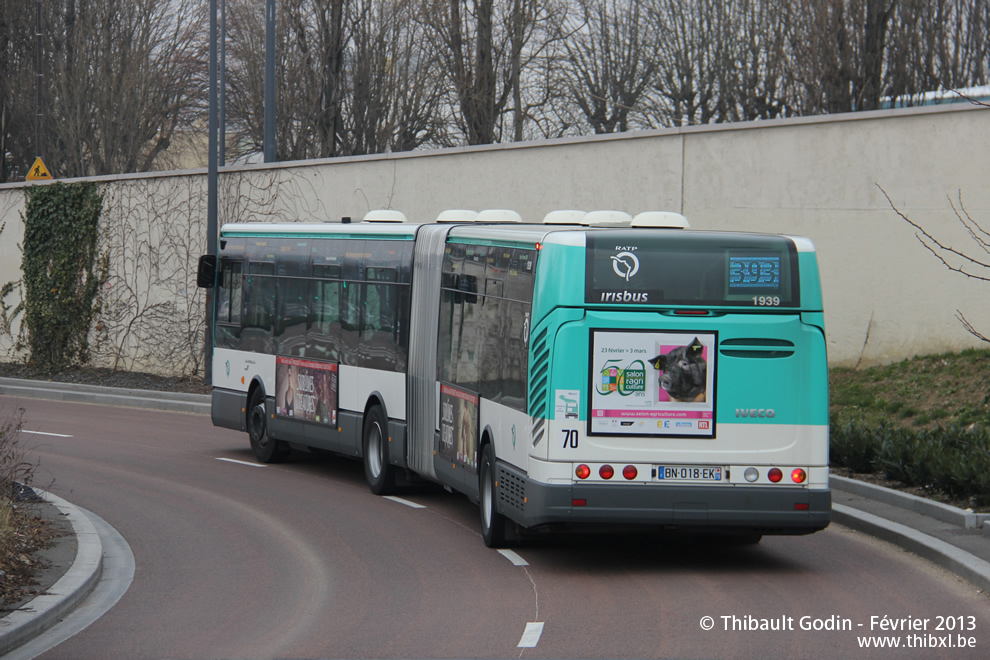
xmin=479 ymin=443 xmax=508 ymax=548
xmin=363 ymin=405 xmax=396 ymax=495
xmin=728 ymin=533 xmax=762 ymax=545
xmin=247 ymin=388 xmax=290 ymax=464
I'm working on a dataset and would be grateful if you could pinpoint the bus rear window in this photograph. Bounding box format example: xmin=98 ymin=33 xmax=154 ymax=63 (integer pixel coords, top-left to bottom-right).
xmin=585 ymin=231 xmax=799 ymax=307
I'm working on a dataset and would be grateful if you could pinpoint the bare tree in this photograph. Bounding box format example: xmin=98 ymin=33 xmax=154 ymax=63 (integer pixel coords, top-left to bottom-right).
xmin=30 ymin=0 xmax=209 ymax=177
xmin=647 ymin=0 xmax=737 ymax=126
xmin=881 ymin=184 xmax=990 ymax=343
xmin=420 ymin=0 xmax=558 ymax=144
xmin=884 ymin=0 xmax=989 ymax=106
xmin=344 ymin=0 xmax=450 ymax=153
xmin=226 ymin=0 xmax=451 ymax=160
xmin=419 ymin=0 xmax=499 ymax=144
xmin=1 ymin=1 xmax=44 ymax=182
xmin=787 ymin=0 xmax=898 ymax=114
xmin=559 ymin=0 xmax=658 ymax=134
xmin=729 ymin=0 xmax=798 ymax=121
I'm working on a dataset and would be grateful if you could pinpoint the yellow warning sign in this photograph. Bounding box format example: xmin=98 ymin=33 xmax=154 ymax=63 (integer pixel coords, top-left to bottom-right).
xmin=26 ymin=157 xmax=52 ymax=181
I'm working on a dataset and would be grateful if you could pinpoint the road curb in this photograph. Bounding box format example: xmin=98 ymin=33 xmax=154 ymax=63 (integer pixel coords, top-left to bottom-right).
xmin=0 ymin=377 xmax=210 ymax=415
xmin=831 ymin=474 xmax=983 ymax=529
xmin=0 ymin=490 xmax=103 ymax=656
xmin=832 ymin=502 xmax=990 ymax=593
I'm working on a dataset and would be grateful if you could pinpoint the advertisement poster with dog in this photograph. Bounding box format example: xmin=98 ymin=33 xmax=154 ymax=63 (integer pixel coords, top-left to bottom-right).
xmin=275 ymin=357 xmax=338 ymax=426
xmin=590 ymin=330 xmax=716 ymax=437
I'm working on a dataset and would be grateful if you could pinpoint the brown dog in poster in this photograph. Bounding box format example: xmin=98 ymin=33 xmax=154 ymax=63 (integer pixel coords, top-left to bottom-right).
xmin=649 ymin=337 xmax=707 ymax=403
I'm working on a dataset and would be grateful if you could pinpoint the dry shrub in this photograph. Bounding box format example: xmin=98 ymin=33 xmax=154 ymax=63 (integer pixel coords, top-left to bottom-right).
xmin=0 ymin=407 xmax=34 ymax=556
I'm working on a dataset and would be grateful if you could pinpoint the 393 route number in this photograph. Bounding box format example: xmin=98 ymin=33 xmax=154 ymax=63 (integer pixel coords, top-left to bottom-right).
xmin=561 ymin=429 xmax=579 ymax=449
xmin=752 ymin=296 xmax=781 ymax=306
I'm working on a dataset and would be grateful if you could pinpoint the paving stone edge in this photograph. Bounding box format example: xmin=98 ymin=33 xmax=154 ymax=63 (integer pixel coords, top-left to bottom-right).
xmin=0 ymin=490 xmax=103 ymax=656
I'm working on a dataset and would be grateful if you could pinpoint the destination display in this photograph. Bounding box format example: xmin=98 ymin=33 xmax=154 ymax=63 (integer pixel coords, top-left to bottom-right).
xmin=728 ymin=254 xmax=781 ymax=291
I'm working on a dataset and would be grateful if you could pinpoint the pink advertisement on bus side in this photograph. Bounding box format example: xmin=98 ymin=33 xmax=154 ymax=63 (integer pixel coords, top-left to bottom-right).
xmin=275 ymin=357 xmax=338 ymax=426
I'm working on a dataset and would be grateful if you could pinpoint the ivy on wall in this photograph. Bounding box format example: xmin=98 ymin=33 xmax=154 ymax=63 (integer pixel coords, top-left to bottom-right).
xmin=21 ymin=182 xmax=106 ymax=371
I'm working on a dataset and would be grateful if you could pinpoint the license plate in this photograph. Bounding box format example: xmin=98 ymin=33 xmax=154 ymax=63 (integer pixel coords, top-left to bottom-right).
xmin=657 ymin=466 xmax=723 ymax=482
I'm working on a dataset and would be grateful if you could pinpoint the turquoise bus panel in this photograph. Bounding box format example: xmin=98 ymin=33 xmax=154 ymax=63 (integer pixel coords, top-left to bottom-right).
xmin=532 ymin=243 xmax=587 ymax=324
xmin=796 ymin=251 xmax=823 ymax=310
xmin=542 ymin=310 xmax=828 ymax=427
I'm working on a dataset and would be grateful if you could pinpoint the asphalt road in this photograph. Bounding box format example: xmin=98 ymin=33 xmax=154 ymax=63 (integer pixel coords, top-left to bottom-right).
xmin=5 ymin=395 xmax=990 ymax=659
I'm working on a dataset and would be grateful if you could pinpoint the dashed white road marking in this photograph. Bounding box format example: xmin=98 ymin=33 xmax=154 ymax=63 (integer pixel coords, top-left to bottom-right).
xmin=498 ymin=549 xmax=529 ymax=566
xmin=384 ymin=495 xmax=426 ymax=509
xmin=20 ymin=430 xmax=73 ymax=438
xmin=517 ymin=622 xmax=544 ymax=648
xmin=216 ymin=457 xmax=266 ymax=468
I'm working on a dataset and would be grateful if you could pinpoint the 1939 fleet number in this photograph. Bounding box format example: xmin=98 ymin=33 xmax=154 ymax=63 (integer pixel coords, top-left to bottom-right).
xmin=752 ymin=296 xmax=780 ymax=306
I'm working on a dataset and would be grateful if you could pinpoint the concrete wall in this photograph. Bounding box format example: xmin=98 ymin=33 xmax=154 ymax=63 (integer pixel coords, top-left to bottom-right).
xmin=1 ymin=103 xmax=987 ymax=374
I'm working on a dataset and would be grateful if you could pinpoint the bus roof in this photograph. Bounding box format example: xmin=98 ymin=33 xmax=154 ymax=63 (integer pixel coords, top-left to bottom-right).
xmin=219 ymin=221 xmax=816 ymax=253
xmin=220 ymin=222 xmax=421 ymax=239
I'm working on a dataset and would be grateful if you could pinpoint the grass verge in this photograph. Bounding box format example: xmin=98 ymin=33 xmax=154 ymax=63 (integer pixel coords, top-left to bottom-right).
xmin=830 ymin=348 xmax=990 ymax=508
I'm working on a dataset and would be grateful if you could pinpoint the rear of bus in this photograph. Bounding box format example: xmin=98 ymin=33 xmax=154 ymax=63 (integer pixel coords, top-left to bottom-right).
xmin=513 ymin=228 xmax=829 ymax=538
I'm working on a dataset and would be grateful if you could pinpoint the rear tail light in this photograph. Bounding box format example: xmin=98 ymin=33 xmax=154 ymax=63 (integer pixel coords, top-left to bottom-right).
xmin=791 ymin=468 xmax=807 ymax=484
xmin=768 ymin=468 xmax=783 ymax=483
xmin=599 ymin=465 xmax=615 ymax=479
xmin=622 ymin=465 xmax=638 ymax=480
xmin=576 ymin=464 xmax=591 ymax=480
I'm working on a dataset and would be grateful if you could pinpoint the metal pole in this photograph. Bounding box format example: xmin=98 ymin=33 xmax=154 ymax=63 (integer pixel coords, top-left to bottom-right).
xmin=206 ymin=0 xmax=219 ymax=384
xmin=35 ymin=0 xmax=42 ymax=159
xmin=220 ymin=0 xmax=226 ymax=166
xmin=264 ymin=0 xmax=276 ymax=162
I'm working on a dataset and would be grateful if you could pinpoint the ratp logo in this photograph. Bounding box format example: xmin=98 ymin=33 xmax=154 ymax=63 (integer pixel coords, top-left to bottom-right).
xmin=610 ymin=251 xmax=640 ymax=281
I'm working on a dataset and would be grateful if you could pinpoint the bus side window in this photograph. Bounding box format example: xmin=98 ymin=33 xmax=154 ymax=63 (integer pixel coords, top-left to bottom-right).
xmin=478 ymin=294 xmax=502 ymax=403
xmin=217 ymin=260 xmax=242 ymax=325
xmin=215 ymin=260 xmax=243 ymax=350
xmin=275 ymin=277 xmax=309 ymax=356
xmin=505 ymin=248 xmax=535 ymax=304
xmin=341 ymin=281 xmax=361 ymax=332
xmin=312 ymin=280 xmax=340 ymax=333
xmin=437 ymin=287 xmax=457 ymax=383
xmin=441 ymin=284 xmax=482 ymax=393
xmin=310 ymin=264 xmax=342 ymax=362
xmin=501 ymin=300 xmax=530 ymax=411
xmin=243 ymin=262 xmax=275 ymax=352
xmin=362 ymin=267 xmax=397 ymax=340
xmin=363 ymin=285 xmax=381 ymax=337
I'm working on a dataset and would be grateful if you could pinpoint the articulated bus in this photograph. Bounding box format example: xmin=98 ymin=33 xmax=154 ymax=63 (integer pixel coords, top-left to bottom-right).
xmin=197 ymin=209 xmax=830 ymax=546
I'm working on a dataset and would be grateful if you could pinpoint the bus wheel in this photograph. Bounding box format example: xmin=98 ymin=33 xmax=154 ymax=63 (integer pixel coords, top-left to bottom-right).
xmin=363 ymin=405 xmax=396 ymax=495
xmin=479 ymin=444 xmax=508 ymax=548
xmin=247 ymin=389 xmax=289 ymax=464
xmin=728 ymin=533 xmax=762 ymax=545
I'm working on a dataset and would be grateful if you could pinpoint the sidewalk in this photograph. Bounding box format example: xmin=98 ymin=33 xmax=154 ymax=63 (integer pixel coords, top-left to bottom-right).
xmin=0 ymin=376 xmax=210 ymax=415
xmin=831 ymin=475 xmax=990 ymax=593
xmin=1 ymin=379 xmax=989 ymax=654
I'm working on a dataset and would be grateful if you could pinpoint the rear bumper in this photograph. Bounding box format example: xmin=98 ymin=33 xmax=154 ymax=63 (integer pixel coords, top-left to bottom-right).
xmin=498 ymin=461 xmax=830 ymax=535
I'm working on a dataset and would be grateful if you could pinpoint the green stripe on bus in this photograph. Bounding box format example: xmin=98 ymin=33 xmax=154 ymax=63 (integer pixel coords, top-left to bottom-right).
xmin=222 ymin=231 xmax=415 ymax=240
xmin=449 ymin=237 xmax=538 ymax=249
